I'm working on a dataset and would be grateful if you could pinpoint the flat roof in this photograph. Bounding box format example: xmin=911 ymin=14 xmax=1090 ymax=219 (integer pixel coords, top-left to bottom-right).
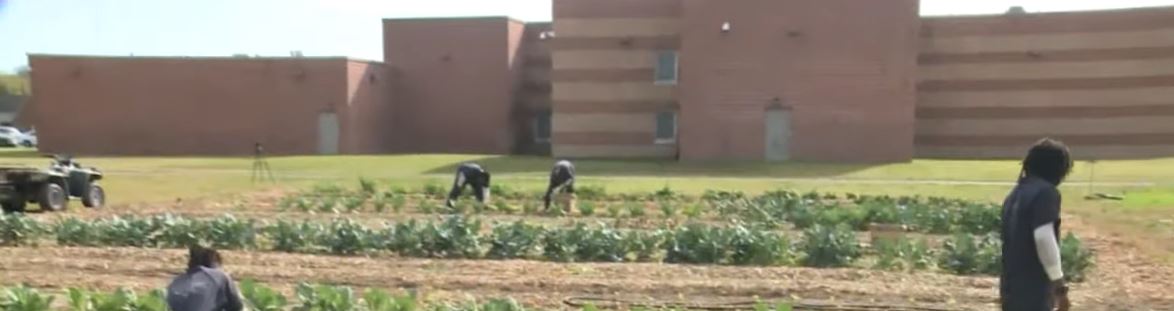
xmin=27 ymin=53 xmax=384 ymax=65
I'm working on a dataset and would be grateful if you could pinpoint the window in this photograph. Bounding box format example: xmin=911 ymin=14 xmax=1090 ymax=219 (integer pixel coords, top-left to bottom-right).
xmin=654 ymin=51 xmax=678 ymax=85
xmin=533 ymin=112 xmax=552 ymax=143
xmin=654 ymin=111 xmax=677 ymax=144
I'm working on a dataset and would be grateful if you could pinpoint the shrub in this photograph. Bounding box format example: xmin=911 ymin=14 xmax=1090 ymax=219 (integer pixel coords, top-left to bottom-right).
xmin=800 ymin=225 xmax=860 ymax=268
xmin=1061 ymin=233 xmax=1095 ymax=283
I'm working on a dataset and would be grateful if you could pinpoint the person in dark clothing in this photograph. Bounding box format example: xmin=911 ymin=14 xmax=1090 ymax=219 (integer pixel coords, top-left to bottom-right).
xmin=167 ymin=247 xmax=243 ymax=311
xmin=543 ymin=160 xmax=576 ymax=210
xmin=1000 ymin=138 xmax=1073 ymax=311
xmin=446 ymin=163 xmax=492 ymax=208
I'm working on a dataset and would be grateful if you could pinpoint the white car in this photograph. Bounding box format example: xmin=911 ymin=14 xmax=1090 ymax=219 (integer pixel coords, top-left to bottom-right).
xmin=0 ymin=127 xmax=35 ymax=147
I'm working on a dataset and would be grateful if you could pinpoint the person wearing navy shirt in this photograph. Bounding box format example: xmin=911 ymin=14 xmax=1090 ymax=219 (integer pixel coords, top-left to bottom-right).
xmin=543 ymin=160 xmax=576 ymax=211
xmin=1000 ymin=138 xmax=1072 ymax=311
xmin=446 ymin=163 xmax=491 ymax=208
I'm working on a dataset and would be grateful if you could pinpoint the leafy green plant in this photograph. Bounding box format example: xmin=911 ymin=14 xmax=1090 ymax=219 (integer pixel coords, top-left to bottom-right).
xmin=0 ymin=214 xmax=44 ymax=247
xmin=372 ymin=193 xmax=390 ymax=213
xmin=359 ymin=178 xmax=378 ymax=197
xmin=267 ymin=220 xmax=322 ymax=253
xmin=625 ymin=202 xmax=645 ymax=218
xmin=310 ymin=183 xmax=349 ymax=197
xmin=605 ymin=204 xmax=622 ymax=219
xmin=154 ymin=214 xmax=207 ymax=248
xmin=1 ymin=285 xmax=55 ymax=311
xmin=577 ymin=201 xmax=595 ymax=217
xmin=954 ymin=203 xmax=1001 ymax=234
xmin=1061 ymin=233 xmax=1095 ymax=283
xmin=800 ymin=225 xmax=860 ymax=268
xmin=658 ymin=200 xmax=677 ymax=219
xmin=938 ymin=233 xmax=999 ymax=275
xmin=241 ymin=279 xmax=288 ymax=311
xmin=318 ymin=197 xmax=340 ymax=214
xmin=391 ymin=195 xmax=408 ymax=213
xmin=206 ymin=215 xmax=258 ymax=249
xmin=486 ymin=221 xmax=544 ymax=260
xmin=321 ymin=218 xmax=372 ymax=255
xmin=418 ymin=201 xmax=438 ymax=214
xmin=342 ymin=197 xmax=366 ymax=213
xmin=682 ymin=203 xmax=704 ymax=219
xmin=624 ymin=230 xmax=664 ymax=262
xmin=729 ymin=225 xmax=793 ymax=266
xmin=97 ymin=216 xmax=158 ymax=248
xmin=653 ymin=186 xmax=679 ymax=201
xmin=422 ymin=184 xmax=447 ymax=199
xmin=55 ymin=217 xmax=100 ymax=247
xmin=665 ymin=224 xmax=729 ymax=264
xmin=363 ymin=288 xmax=415 ymax=311
xmin=420 ymin=216 xmax=483 ymax=259
xmin=575 ymin=185 xmax=606 ymax=201
xmin=294 ymin=283 xmax=359 ymax=311
xmin=521 ymin=202 xmax=539 ymax=215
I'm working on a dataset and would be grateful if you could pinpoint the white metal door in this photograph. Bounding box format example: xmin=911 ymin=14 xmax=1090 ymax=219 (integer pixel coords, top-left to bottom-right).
xmin=317 ymin=112 xmax=340 ymax=155
xmin=765 ymin=109 xmax=791 ymax=161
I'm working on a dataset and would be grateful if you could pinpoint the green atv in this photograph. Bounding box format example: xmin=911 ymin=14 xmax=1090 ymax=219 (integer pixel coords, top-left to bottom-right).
xmin=0 ymin=155 xmax=105 ymax=213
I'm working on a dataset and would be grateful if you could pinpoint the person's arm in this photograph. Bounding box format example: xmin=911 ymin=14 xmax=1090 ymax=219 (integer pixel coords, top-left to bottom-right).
xmin=446 ymin=171 xmax=466 ymax=208
xmin=219 ymin=272 xmax=244 ymax=311
xmin=1034 ymin=222 xmax=1064 ymax=281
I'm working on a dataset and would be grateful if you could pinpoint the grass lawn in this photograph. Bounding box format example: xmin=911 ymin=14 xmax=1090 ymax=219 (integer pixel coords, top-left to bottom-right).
xmin=1 ymin=149 xmax=1170 ymax=262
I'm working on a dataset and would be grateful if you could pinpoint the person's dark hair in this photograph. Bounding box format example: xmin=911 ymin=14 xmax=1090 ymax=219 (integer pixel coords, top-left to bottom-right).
xmin=1021 ymin=138 xmax=1073 ymax=186
xmin=187 ymin=246 xmax=222 ymax=271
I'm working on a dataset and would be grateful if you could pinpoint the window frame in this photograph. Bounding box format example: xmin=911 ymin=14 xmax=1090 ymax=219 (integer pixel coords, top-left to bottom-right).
xmin=532 ymin=112 xmax=552 ymax=143
xmin=653 ymin=111 xmax=678 ymax=144
xmin=653 ymin=50 xmax=679 ymax=86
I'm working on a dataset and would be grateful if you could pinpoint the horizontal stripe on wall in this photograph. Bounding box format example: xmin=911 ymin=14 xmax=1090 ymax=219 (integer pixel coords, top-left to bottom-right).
xmin=555 ymin=100 xmax=676 ymax=113
xmin=916 ymin=133 xmax=1174 ymax=147
xmin=919 ymin=46 xmax=1174 ymax=65
xmin=553 ymin=144 xmax=676 ymax=158
xmin=554 ymin=18 xmax=680 ymax=38
xmin=921 ymin=8 xmax=1174 ymax=37
xmin=549 ymin=36 xmax=680 ymax=50
xmin=553 ymin=112 xmax=656 ymax=132
xmin=918 ymin=87 xmax=1174 ymax=108
xmin=919 ymin=75 xmax=1174 ymax=92
xmin=553 ymin=82 xmax=676 ymax=101
xmin=919 ymin=58 xmax=1174 ymax=80
xmin=916 ymin=145 xmax=1174 ymax=159
xmin=525 ymin=57 xmax=552 ymax=67
xmin=553 ymin=50 xmax=655 ymax=69
xmin=924 ymin=28 xmax=1174 ymax=53
xmin=917 ymin=105 xmax=1174 ymax=119
xmin=553 ymin=0 xmax=681 ymax=19
xmin=553 ymin=132 xmax=655 ymax=145
xmin=552 ymin=68 xmax=653 ymax=82
xmin=916 ymin=116 xmax=1174 ymax=136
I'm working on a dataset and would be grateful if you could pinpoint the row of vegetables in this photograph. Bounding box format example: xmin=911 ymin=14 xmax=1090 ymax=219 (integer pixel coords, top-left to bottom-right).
xmin=1 ymin=281 xmax=750 ymax=311
xmin=283 ymin=182 xmax=1004 ymax=236
xmin=0 ymin=213 xmax=1093 ymax=281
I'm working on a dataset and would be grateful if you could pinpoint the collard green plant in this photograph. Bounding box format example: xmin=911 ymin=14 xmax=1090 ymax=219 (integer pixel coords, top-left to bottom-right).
xmin=321 ymin=218 xmax=372 ymax=255
xmin=1061 ymin=232 xmax=1094 ymax=283
xmin=294 ymin=283 xmax=359 ymax=311
xmin=55 ymin=217 xmax=100 ymax=247
xmin=665 ymin=223 xmax=729 ymax=264
xmin=241 ymin=279 xmax=288 ymax=311
xmin=1 ymin=285 xmax=55 ymax=311
xmin=729 ymin=225 xmax=793 ymax=266
xmin=267 ymin=220 xmax=323 ymax=253
xmin=800 ymin=225 xmax=860 ymax=268
xmin=486 ymin=221 xmax=544 ymax=260
xmin=207 ymin=215 xmax=257 ymax=250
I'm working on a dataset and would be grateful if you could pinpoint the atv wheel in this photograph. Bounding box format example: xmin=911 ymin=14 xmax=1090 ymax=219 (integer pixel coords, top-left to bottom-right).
xmin=38 ymin=183 xmax=67 ymax=212
xmin=1 ymin=200 xmax=26 ymax=214
xmin=82 ymin=183 xmax=105 ymax=208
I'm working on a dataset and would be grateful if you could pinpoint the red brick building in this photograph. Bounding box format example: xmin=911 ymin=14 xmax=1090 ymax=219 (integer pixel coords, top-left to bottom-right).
xmin=25 ymin=1 xmax=1174 ymax=161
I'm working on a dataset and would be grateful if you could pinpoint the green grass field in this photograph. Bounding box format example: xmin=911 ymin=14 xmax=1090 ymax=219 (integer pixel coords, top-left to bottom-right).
xmin=1 ymin=149 xmax=1170 ymax=261
xmin=0 ymin=74 xmax=28 ymax=95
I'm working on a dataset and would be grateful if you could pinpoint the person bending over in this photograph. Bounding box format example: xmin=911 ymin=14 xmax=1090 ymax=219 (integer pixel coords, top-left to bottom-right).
xmin=1000 ymin=138 xmax=1073 ymax=311
xmin=167 ymin=246 xmax=243 ymax=311
xmin=543 ymin=160 xmax=576 ymax=211
xmin=446 ymin=163 xmax=491 ymax=208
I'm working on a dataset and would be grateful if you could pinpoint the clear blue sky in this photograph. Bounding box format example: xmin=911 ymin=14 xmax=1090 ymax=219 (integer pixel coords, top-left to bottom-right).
xmin=3 ymin=0 xmax=1174 ymax=72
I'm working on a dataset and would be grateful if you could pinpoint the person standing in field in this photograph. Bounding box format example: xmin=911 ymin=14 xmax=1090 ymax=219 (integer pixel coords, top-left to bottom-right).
xmin=446 ymin=162 xmax=492 ymax=208
xmin=167 ymin=246 xmax=243 ymax=311
xmin=543 ymin=160 xmax=576 ymax=211
xmin=1000 ymin=138 xmax=1072 ymax=311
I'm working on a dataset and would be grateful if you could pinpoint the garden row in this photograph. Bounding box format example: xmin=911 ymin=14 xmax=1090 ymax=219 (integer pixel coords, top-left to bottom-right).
xmin=281 ymin=182 xmax=1003 ymax=235
xmin=0 ymin=213 xmax=1093 ymax=280
xmin=1 ymin=281 xmax=757 ymax=311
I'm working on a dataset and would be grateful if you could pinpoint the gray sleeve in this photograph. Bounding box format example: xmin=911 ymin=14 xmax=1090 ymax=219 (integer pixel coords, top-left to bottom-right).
xmin=217 ymin=270 xmax=244 ymax=311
